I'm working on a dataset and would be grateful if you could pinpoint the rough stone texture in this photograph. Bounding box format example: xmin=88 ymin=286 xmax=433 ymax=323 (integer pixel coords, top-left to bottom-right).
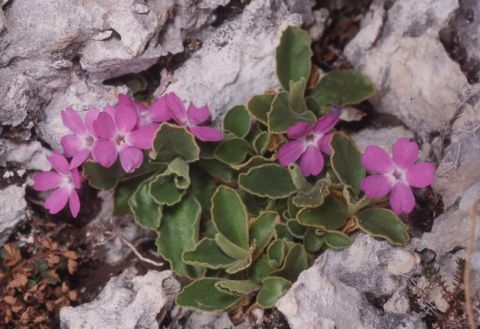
xmin=351 ymin=126 xmax=414 ymax=151
xmin=0 ymin=184 xmax=26 ymax=244
xmin=60 ymin=269 xmax=180 ymax=329
xmin=344 ymin=0 xmax=478 ymax=137
xmin=167 ymin=307 xmax=251 ymax=329
xmin=157 ymin=0 xmax=304 ymax=121
xmin=434 ymin=97 xmax=480 ymax=207
xmin=277 ymin=234 xmax=424 ymax=329
xmin=0 ymin=140 xmax=51 ymax=171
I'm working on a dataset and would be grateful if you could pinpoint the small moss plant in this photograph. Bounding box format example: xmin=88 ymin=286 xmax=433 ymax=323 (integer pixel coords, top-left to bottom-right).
xmin=32 ymin=26 xmax=436 ymax=311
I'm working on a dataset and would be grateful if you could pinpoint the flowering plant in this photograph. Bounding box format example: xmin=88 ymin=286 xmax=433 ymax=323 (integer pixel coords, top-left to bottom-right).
xmin=32 ymin=26 xmax=435 ymax=311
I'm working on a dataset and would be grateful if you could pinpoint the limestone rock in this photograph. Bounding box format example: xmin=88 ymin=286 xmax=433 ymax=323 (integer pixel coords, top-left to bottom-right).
xmin=0 ymin=184 xmax=26 ymax=244
xmin=344 ymin=0 xmax=476 ymax=137
xmin=60 ymin=270 xmax=180 ymax=329
xmin=158 ymin=0 xmax=306 ymax=121
xmin=277 ymin=234 xmax=424 ymax=329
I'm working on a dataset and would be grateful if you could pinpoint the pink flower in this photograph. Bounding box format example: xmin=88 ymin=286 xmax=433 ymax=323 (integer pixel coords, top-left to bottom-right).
xmin=60 ymin=108 xmax=100 ymax=168
xmin=117 ymin=94 xmax=170 ymax=127
xmin=360 ymin=138 xmax=435 ymax=214
xmin=91 ymin=104 xmax=157 ymax=173
xmin=32 ymin=153 xmax=82 ymax=217
xmin=277 ymin=109 xmax=340 ymax=176
xmin=165 ymin=92 xmax=223 ymax=142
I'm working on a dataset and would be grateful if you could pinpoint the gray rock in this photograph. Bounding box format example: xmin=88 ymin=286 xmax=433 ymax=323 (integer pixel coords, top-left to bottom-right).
xmin=308 ymin=8 xmax=330 ymax=41
xmin=0 ymin=140 xmax=51 ymax=171
xmin=277 ymin=234 xmax=424 ymax=329
xmin=60 ymin=269 xmax=180 ymax=329
xmin=157 ymin=0 xmax=307 ymax=121
xmin=167 ymin=307 xmax=252 ymax=329
xmin=344 ymin=0 xmax=477 ymax=137
xmin=351 ymin=126 xmax=415 ymax=151
xmin=0 ymin=184 xmax=26 ymax=245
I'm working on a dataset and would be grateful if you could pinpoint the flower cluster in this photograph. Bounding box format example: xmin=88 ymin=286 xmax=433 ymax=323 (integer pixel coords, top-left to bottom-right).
xmin=33 ymin=93 xmax=222 ymax=217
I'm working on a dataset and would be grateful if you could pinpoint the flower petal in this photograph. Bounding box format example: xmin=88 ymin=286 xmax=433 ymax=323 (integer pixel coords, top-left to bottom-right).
xmin=32 ymin=171 xmax=63 ymax=191
xmin=188 ymin=126 xmax=223 ymax=142
xmin=318 ymin=132 xmax=333 ymax=155
xmin=93 ymin=112 xmax=116 ymax=139
xmin=85 ymin=108 xmax=100 ymax=135
xmin=406 ymin=162 xmax=435 ymax=188
xmin=392 ymin=138 xmax=419 ymax=169
xmin=69 ymin=148 xmax=90 ymax=169
xmin=71 ymin=168 xmax=83 ymax=189
xmin=314 ymin=111 xmax=340 ymax=134
xmin=48 ymin=153 xmax=70 ymax=174
xmin=187 ymin=103 xmax=210 ymax=125
xmin=117 ymin=94 xmax=136 ymax=109
xmin=361 ymin=145 xmax=393 ymax=174
xmin=119 ymin=146 xmax=144 ymax=173
xmin=61 ymin=108 xmax=85 ymax=134
xmin=91 ymin=140 xmax=118 ymax=167
xmin=390 ymin=182 xmax=415 ymax=214
xmin=166 ymin=92 xmax=187 ymax=124
xmin=44 ymin=187 xmax=70 ymax=215
xmin=125 ymin=126 xmax=157 ymax=149
xmin=278 ymin=140 xmax=306 ymax=166
xmin=61 ymin=134 xmax=83 ymax=157
xmin=104 ymin=105 xmax=116 ymax=117
xmin=360 ymin=175 xmax=393 ymax=199
xmin=299 ymin=146 xmax=325 ymax=176
xmin=287 ymin=121 xmax=314 ymax=139
xmin=69 ymin=189 xmax=80 ymax=218
xmin=148 ymin=95 xmax=171 ymax=123
xmin=115 ymin=105 xmax=137 ymax=134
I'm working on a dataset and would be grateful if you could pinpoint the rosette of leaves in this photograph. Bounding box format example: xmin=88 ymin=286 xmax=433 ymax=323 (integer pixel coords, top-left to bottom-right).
xmin=84 ymin=26 xmax=409 ymax=312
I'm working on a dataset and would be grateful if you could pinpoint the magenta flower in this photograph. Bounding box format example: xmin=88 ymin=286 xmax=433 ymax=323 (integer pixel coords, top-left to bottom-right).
xmin=277 ymin=110 xmax=340 ymax=176
xmin=165 ymin=93 xmax=223 ymax=142
xmin=60 ymin=108 xmax=100 ymax=168
xmin=91 ymin=104 xmax=157 ymax=173
xmin=117 ymin=94 xmax=170 ymax=127
xmin=32 ymin=153 xmax=82 ymax=217
xmin=360 ymin=138 xmax=435 ymax=214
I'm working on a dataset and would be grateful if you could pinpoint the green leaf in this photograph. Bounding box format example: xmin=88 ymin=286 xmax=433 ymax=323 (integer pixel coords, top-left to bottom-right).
xmin=293 ymin=178 xmax=331 ymax=208
xmin=240 ymin=191 xmax=268 ymax=217
xmin=214 ymin=233 xmax=250 ymax=260
xmin=286 ymin=220 xmax=306 ymax=238
xmin=304 ymin=228 xmax=325 ymax=253
xmin=287 ymin=164 xmax=312 ymax=191
xmin=250 ymin=255 xmax=277 ymax=282
xmin=155 ymin=194 xmax=204 ymax=279
xmin=309 ymin=70 xmax=375 ymax=107
xmin=267 ymin=92 xmax=316 ymax=134
xmin=216 ymin=280 xmax=261 ymax=295
xmin=239 ymin=163 xmax=297 ymax=199
xmin=176 ymin=278 xmax=241 ymax=311
xmin=256 ymin=277 xmax=292 ymax=308
xmin=129 ymin=177 xmax=162 ymax=229
xmin=297 ymin=196 xmax=349 ymax=230
xmin=182 ymin=238 xmax=236 ymax=269
xmin=150 ymin=123 xmax=200 ymax=163
xmin=271 ymin=243 xmax=308 ymax=282
xmin=330 ymin=133 xmax=365 ymax=195
xmin=289 ymin=78 xmax=307 ymax=113
xmin=189 ymin=167 xmax=216 ymax=215
xmin=247 ymin=94 xmax=275 ymax=125
xmin=226 ymin=257 xmax=253 ymax=274
xmin=325 ymin=231 xmax=352 ymax=249
xmin=83 ymin=160 xmax=123 ymax=190
xmin=267 ymin=239 xmax=287 ymax=266
xmin=197 ymin=159 xmax=236 ymax=183
xmin=275 ymin=224 xmax=295 ymax=241
xmin=214 ymin=138 xmax=253 ymax=165
xmin=149 ymin=158 xmax=190 ymax=206
xmin=114 ymin=176 xmax=146 ymax=216
xmin=276 ymin=26 xmax=312 ymax=91
xmin=253 ymin=131 xmax=270 ymax=154
xmin=211 ymin=186 xmax=249 ymax=250
xmin=356 ymin=208 xmax=410 ymax=245
xmin=250 ymin=211 xmax=279 ymax=257
xmin=224 ymin=105 xmax=251 ymax=138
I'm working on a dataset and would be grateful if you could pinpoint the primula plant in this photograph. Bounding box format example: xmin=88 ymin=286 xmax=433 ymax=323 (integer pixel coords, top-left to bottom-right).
xmin=32 ymin=26 xmax=435 ymax=311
